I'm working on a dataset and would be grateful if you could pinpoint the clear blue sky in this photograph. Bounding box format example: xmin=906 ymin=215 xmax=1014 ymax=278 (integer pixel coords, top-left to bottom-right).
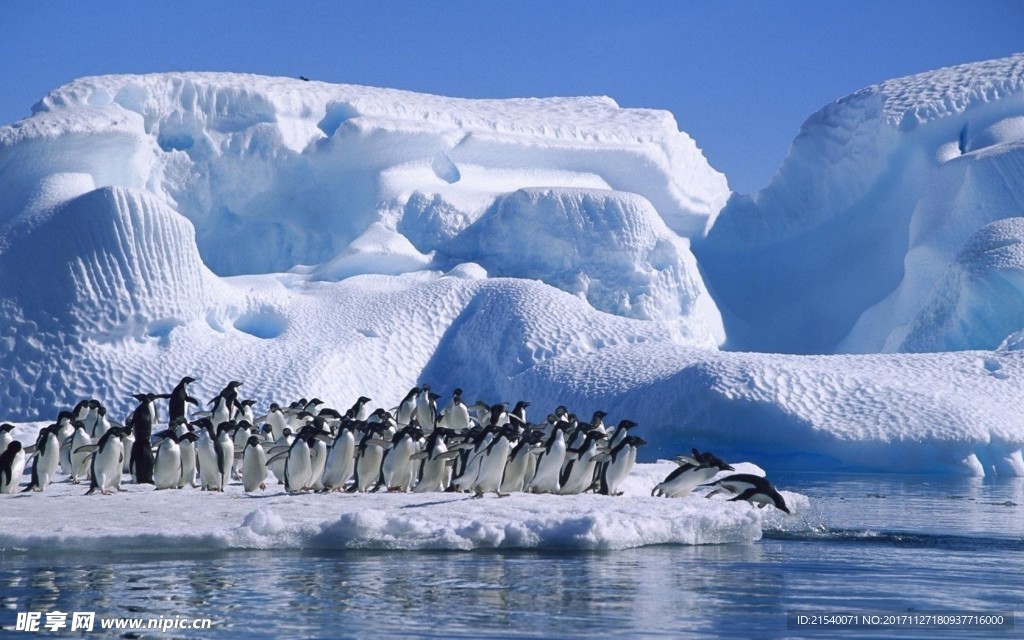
xmin=1 ymin=1 xmax=1021 ymax=193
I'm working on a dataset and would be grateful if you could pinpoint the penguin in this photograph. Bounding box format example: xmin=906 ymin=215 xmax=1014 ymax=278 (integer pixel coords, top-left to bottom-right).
xmin=267 ymin=427 xmax=294 ymax=485
xmin=451 ymin=425 xmax=497 ymax=493
xmin=320 ymin=421 xmax=357 ymax=492
xmin=395 ymin=387 xmax=420 ymax=426
xmin=597 ymin=435 xmax=646 ymax=496
xmin=347 ymin=396 xmax=372 ymax=422
xmin=352 ymin=423 xmax=389 ymax=492
xmin=153 ymin=429 xmax=190 ymax=490
xmin=510 ymin=401 xmax=531 ymax=429
xmin=261 ymin=403 xmax=289 ymax=441
xmin=652 ymin=449 xmax=735 ymax=498
xmin=82 ymin=427 xmax=128 ymax=495
xmin=241 ymin=435 xmax=269 ymax=492
xmin=81 ymin=399 xmax=101 ymax=437
xmin=127 ymin=393 xmax=161 ymax=484
xmin=173 ymin=418 xmax=198 ymax=488
xmin=703 ymin=473 xmax=791 ymax=514
xmin=589 ymin=410 xmax=609 ymax=436
xmin=23 ymin=425 xmax=60 ymax=492
xmin=500 ymin=428 xmax=543 ymax=494
xmin=92 ymin=406 xmax=114 ymax=441
xmin=213 ymin=421 xmax=236 ymax=491
xmin=193 ymin=418 xmax=221 ymax=491
xmin=381 ymin=424 xmax=424 ymax=492
xmin=559 ymin=431 xmax=608 ymax=495
xmin=471 ymin=424 xmax=516 ymax=497
xmin=0 ymin=423 xmax=17 ymax=453
xmin=231 ymin=420 xmax=254 ymax=480
xmin=168 ymin=376 xmax=200 ymax=423
xmin=56 ymin=412 xmax=77 ymax=476
xmin=526 ymin=422 xmax=567 ymax=494
xmin=440 ymin=389 xmax=471 ymax=432
xmin=594 ymin=418 xmax=636 ymax=488
xmin=67 ymin=422 xmax=93 ymax=484
xmin=277 ymin=428 xmax=314 ymax=493
xmin=411 ymin=428 xmax=459 ymax=493
xmin=0 ymin=441 xmax=26 ymax=493
xmin=209 ymin=382 xmax=243 ymax=428
xmin=307 ymin=418 xmax=331 ymax=491
xmin=414 ymin=385 xmax=436 ymax=432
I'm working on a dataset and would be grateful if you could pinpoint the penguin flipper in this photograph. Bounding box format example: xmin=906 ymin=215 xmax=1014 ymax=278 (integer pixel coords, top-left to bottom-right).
xmin=74 ymin=444 xmax=99 ymax=454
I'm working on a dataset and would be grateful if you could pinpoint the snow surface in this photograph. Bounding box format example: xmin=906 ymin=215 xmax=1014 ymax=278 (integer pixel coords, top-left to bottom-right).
xmin=0 ymin=460 xmax=805 ymax=552
xmin=1 ymin=61 xmax=1024 ymax=477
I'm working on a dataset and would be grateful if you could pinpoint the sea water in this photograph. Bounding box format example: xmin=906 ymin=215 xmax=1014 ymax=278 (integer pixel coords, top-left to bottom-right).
xmin=2 ymin=474 xmax=1022 ymax=639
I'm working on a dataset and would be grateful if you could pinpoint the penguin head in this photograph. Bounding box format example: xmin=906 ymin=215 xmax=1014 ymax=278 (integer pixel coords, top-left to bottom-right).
xmin=180 ymin=376 xmax=197 ymax=385
xmin=0 ymin=423 xmax=15 ymax=434
xmin=246 ymin=435 xmax=261 ymax=448
xmin=5 ymin=441 xmax=22 ymax=454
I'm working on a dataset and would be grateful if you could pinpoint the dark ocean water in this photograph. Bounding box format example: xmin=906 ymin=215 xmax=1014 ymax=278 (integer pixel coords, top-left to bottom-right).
xmin=2 ymin=473 xmax=1022 ymax=639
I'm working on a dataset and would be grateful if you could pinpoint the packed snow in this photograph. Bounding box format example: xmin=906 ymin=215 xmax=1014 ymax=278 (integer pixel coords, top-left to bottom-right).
xmin=1 ymin=57 xmax=1023 ymax=484
xmin=0 ymin=459 xmax=804 ymax=553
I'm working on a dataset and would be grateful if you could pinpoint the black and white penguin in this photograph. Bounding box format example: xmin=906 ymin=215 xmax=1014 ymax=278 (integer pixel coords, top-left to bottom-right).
xmin=267 ymin=426 xmax=294 ymax=485
xmin=500 ymin=428 xmax=543 ymax=494
xmin=526 ymin=421 xmax=567 ymax=494
xmin=193 ymin=418 xmax=220 ymax=491
xmin=320 ymin=421 xmax=357 ymax=492
xmin=172 ymin=418 xmax=198 ymax=488
xmin=127 ymin=393 xmax=161 ymax=484
xmin=597 ymin=435 xmax=646 ymax=496
xmin=381 ymin=424 xmax=423 ymax=492
xmin=279 ymin=427 xmax=314 ymax=493
xmin=263 ymin=403 xmax=289 ymax=441
xmin=510 ymin=401 xmax=531 ymax=429
xmin=651 ymin=449 xmax=734 ymax=498
xmin=24 ymin=425 xmax=60 ymax=492
xmin=82 ymin=427 xmax=129 ymax=495
xmin=153 ymin=429 xmax=192 ymax=490
xmin=241 ymin=435 xmax=268 ymax=492
xmin=67 ymin=421 xmax=93 ymax=484
xmin=415 ymin=385 xmax=436 ymax=432
xmin=703 ymin=473 xmax=791 ymax=514
xmin=471 ymin=424 xmax=516 ymax=497
xmin=395 ymin=387 xmax=420 ymax=426
xmin=559 ymin=431 xmax=608 ymax=495
xmin=209 ymin=381 xmax=243 ymax=427
xmin=0 ymin=423 xmax=17 ymax=453
xmin=347 ymin=396 xmax=372 ymax=422
xmin=411 ymin=428 xmax=459 ymax=493
xmin=212 ymin=421 xmax=236 ymax=491
xmin=352 ymin=422 xmax=390 ymax=492
xmin=168 ymin=376 xmax=200 ymax=423
xmin=0 ymin=441 xmax=26 ymax=494
xmin=439 ymin=389 xmax=471 ymax=432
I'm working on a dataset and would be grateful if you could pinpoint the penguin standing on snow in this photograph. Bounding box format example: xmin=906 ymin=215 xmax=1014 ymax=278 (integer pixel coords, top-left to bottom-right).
xmin=597 ymin=435 xmax=645 ymax=496
xmin=526 ymin=421 xmax=567 ymax=494
xmin=0 ymin=441 xmax=26 ymax=494
xmin=152 ymin=429 xmax=198 ymax=490
xmin=82 ymin=427 xmax=129 ymax=495
xmin=23 ymin=425 xmax=60 ymax=492
xmin=209 ymin=381 xmax=243 ymax=427
xmin=241 ymin=435 xmax=269 ymax=492
xmin=127 ymin=393 xmax=161 ymax=485
xmin=320 ymin=421 xmax=357 ymax=492
xmin=346 ymin=397 xmax=372 ymax=422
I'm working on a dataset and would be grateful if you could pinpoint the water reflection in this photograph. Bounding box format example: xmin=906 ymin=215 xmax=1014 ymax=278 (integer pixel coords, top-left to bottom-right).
xmin=2 ymin=474 xmax=1023 ymax=638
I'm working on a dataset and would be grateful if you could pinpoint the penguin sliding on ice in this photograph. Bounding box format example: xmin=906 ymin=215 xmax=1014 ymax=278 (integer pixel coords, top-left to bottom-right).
xmin=652 ymin=449 xmax=734 ymax=498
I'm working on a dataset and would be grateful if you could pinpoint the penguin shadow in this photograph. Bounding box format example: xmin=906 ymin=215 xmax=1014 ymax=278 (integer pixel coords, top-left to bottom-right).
xmin=400 ymin=496 xmax=477 ymax=509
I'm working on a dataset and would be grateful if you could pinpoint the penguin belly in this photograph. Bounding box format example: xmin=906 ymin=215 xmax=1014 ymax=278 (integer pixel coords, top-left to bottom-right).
xmin=153 ymin=440 xmax=182 ymax=490
xmin=242 ymin=445 xmax=268 ymax=492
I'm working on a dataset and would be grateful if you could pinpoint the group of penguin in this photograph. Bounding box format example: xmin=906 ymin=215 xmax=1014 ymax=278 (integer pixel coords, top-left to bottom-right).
xmin=0 ymin=377 xmax=789 ymax=512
